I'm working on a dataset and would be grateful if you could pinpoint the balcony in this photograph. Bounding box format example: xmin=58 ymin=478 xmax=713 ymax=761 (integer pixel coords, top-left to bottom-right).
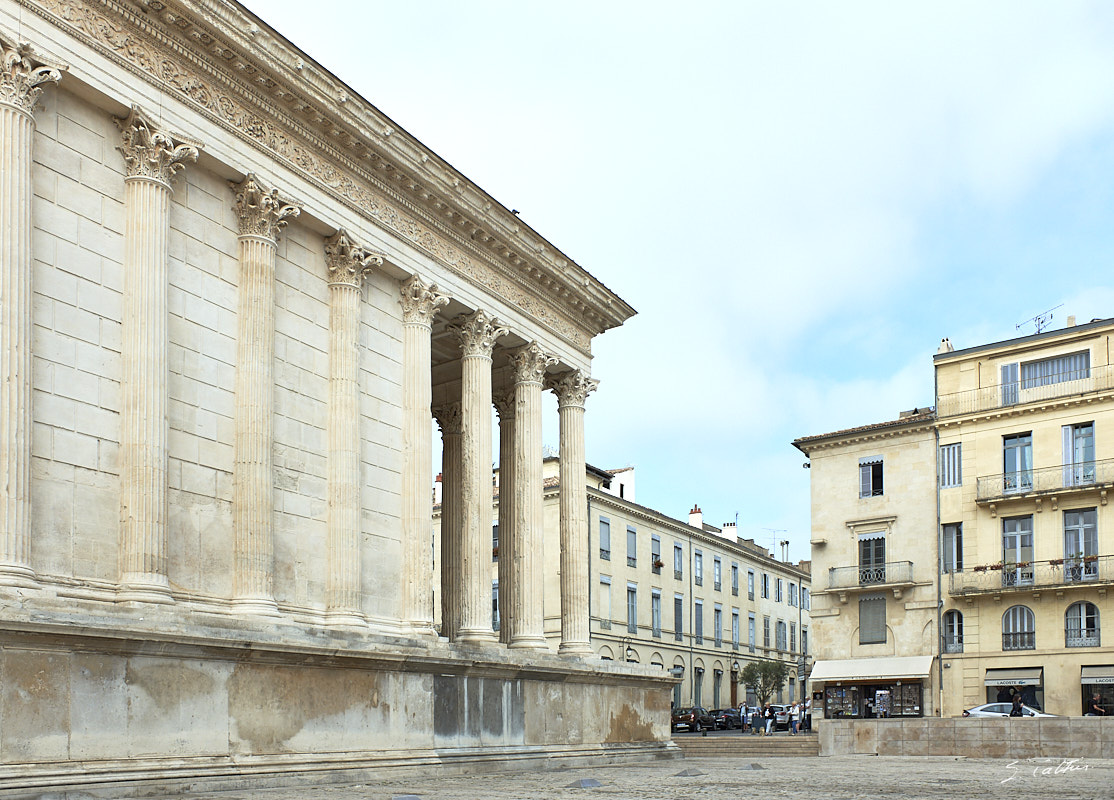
xmin=949 ymin=554 xmax=1113 ymax=597
xmin=1003 ymin=631 xmax=1035 ymax=651
xmin=943 ymin=636 xmax=963 ymax=654
xmin=976 ymin=458 xmax=1114 ymax=506
xmin=937 ymin=363 xmax=1114 ymax=418
xmin=827 ymin=560 xmax=915 ymax=603
xmin=1066 ymin=628 xmax=1100 ymax=648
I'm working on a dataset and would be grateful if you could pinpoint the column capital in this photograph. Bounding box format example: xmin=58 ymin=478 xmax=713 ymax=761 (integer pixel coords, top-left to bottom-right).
xmin=325 ymin=229 xmax=382 ymax=287
xmin=548 ymin=369 xmax=599 ymax=409
xmin=433 ymin=402 xmax=463 ymax=435
xmin=511 ymin=341 xmax=558 ymax=386
xmin=492 ymin=388 xmax=515 ymax=420
xmin=0 ymin=37 xmax=62 ymax=115
xmin=450 ymin=309 xmax=508 ymax=358
xmin=230 ymin=173 xmax=300 ymax=242
xmin=400 ymin=274 xmax=449 ymax=325
xmin=114 ymin=105 xmax=200 ymax=184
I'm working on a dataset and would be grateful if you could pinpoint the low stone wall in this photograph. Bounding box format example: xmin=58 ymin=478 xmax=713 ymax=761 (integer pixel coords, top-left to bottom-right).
xmin=820 ymin=718 xmax=1114 ymax=759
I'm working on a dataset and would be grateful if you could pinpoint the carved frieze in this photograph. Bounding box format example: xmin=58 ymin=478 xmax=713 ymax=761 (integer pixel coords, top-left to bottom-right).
xmin=115 ymin=104 xmax=199 ymax=184
xmin=399 ymin=274 xmax=449 ymax=326
xmin=0 ymin=35 xmax=62 ymax=114
xmin=450 ymin=310 xmax=508 ymax=359
xmin=548 ymin=369 xmax=599 ymax=409
xmin=230 ymin=173 xmax=300 ymax=241
xmin=511 ymin=342 xmax=558 ymax=386
xmin=324 ymin=229 xmax=381 ymax=287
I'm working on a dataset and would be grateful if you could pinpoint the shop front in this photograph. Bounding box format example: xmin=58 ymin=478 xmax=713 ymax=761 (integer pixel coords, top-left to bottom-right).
xmin=1081 ymin=665 xmax=1114 ymax=716
xmin=810 ymin=655 xmax=934 ymax=719
xmin=984 ymin=667 xmax=1044 ymax=711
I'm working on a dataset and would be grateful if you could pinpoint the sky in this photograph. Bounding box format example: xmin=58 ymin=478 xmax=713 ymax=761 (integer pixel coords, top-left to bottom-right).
xmin=240 ymin=1 xmax=1114 ymax=563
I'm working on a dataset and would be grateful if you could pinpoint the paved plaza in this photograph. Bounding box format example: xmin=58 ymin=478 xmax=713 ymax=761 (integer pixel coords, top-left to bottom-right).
xmin=164 ymin=755 xmax=1114 ymax=800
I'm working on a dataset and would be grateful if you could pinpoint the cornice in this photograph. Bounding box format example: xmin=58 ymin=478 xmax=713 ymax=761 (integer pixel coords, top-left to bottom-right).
xmin=26 ymin=0 xmax=636 ymax=354
xmin=796 ymin=418 xmax=936 ymax=455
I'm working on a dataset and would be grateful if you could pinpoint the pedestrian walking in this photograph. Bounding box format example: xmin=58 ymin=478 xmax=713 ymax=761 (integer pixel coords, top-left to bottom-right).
xmin=1009 ymin=694 xmax=1024 ymax=717
xmin=763 ymin=703 xmax=774 ymax=735
xmin=790 ymin=702 xmax=801 ymax=735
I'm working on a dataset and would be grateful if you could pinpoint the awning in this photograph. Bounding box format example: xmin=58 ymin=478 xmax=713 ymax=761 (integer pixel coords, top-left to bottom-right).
xmin=809 ymin=655 xmax=934 ymax=683
xmin=1081 ymin=665 xmax=1114 ymax=685
xmin=984 ymin=667 xmax=1043 ymax=687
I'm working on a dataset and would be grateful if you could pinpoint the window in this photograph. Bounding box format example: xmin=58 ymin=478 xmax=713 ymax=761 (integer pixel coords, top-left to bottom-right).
xmin=1066 ymin=601 xmax=1100 ymax=647
xmin=748 ymin=612 xmax=756 ymax=653
xmin=790 ymin=621 xmax=796 ymax=652
xmin=859 ymin=456 xmax=883 ymax=497
xmin=599 ymin=518 xmax=611 ymax=560
xmin=747 ymin=570 xmax=755 ymax=600
xmin=1021 ymin=350 xmax=1090 ymax=389
xmin=943 ymin=610 xmax=963 ymax=653
xmin=776 ymin=620 xmax=787 ymax=650
xmin=801 ymin=626 xmax=808 ymax=655
xmin=651 ymin=589 xmax=662 ymax=638
xmin=694 ymin=551 xmax=703 ymax=586
xmin=939 ymin=442 xmax=962 ymax=488
xmin=762 ymin=615 xmax=770 ymax=648
xmin=713 ymin=604 xmax=723 ymax=647
xmin=626 ymin=526 xmax=637 ymax=567
xmin=673 ymin=543 xmax=683 ymax=580
xmin=788 ymin=582 xmax=798 ymax=607
xmin=492 ymin=580 xmax=500 ymax=631
xmin=775 ymin=578 xmax=783 ymax=603
xmin=1064 ymin=422 xmax=1096 ymax=486
xmin=731 ymin=609 xmax=740 ymax=650
xmin=598 ymin=576 xmax=611 ymax=629
xmin=1003 ymin=433 xmax=1033 ymax=493
xmin=859 ymin=595 xmax=886 ymax=644
xmin=651 ymin=535 xmax=661 ymax=574
xmin=1002 ymin=605 xmax=1035 ymax=650
xmin=626 ymin=583 xmax=637 ymax=634
xmin=761 ymin=573 xmax=769 ymax=599
xmin=1064 ymin=508 xmax=1099 ymax=582
xmin=713 ymin=557 xmax=722 ymax=591
xmin=492 ymin=522 xmax=499 ymax=561
xmin=859 ymin=532 xmax=886 ymax=584
xmin=695 ymin=600 xmax=704 ymax=644
xmin=1001 ymin=361 xmax=1019 ymax=406
xmin=802 ymin=588 xmax=810 ymax=610
xmin=1002 ymin=516 xmax=1034 ymax=587
xmin=731 ymin=563 xmax=739 ymax=596
xmin=674 ymin=594 xmax=683 ymax=642
xmin=943 ymin=523 xmax=963 ymax=573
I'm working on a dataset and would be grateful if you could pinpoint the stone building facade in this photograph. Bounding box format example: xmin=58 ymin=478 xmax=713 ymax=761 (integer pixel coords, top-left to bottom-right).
xmin=0 ymin=0 xmax=672 ymax=793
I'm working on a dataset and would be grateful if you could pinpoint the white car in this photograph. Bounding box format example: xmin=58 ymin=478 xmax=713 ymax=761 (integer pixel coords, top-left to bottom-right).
xmin=961 ymin=702 xmax=1054 ymax=718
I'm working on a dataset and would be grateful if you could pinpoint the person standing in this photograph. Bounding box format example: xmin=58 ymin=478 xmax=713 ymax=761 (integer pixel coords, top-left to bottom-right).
xmin=790 ymin=702 xmax=800 ymax=735
xmin=804 ymin=696 xmax=813 ymax=732
xmin=763 ymin=703 xmax=774 ymax=735
xmin=1010 ymin=694 xmax=1024 ymax=717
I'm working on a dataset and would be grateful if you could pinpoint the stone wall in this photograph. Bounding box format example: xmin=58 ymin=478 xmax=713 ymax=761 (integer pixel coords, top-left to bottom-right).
xmin=820 ymin=718 xmax=1114 ymax=759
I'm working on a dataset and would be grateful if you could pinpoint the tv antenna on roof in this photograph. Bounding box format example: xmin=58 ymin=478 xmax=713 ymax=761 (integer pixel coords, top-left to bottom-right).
xmin=1016 ymin=304 xmax=1063 ymax=335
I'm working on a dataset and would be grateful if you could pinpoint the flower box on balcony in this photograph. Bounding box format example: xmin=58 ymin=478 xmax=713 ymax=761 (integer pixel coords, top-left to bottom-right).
xmin=1083 ymin=555 xmax=1099 ymax=563
xmin=1049 ymin=559 xmax=1064 ymax=567
xmin=653 ymin=560 xmax=664 ymax=569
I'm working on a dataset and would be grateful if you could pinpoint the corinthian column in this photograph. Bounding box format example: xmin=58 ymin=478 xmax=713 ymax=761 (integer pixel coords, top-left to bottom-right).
xmin=230 ymin=175 xmax=299 ymax=614
xmin=492 ymin=386 xmax=515 ymax=644
xmin=0 ymin=38 xmax=60 ymax=587
xmin=449 ymin=310 xmax=507 ymax=643
xmin=507 ymin=343 xmax=557 ymax=649
xmin=399 ymin=275 xmax=448 ymax=635
xmin=434 ymin=402 xmax=462 ymax=639
xmin=115 ymin=106 xmax=199 ymax=603
xmin=324 ymin=230 xmax=379 ymax=626
xmin=549 ymin=369 xmax=598 ymax=655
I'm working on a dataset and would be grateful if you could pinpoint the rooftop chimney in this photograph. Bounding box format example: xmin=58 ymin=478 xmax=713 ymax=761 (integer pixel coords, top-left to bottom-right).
xmin=937 ymin=337 xmax=954 ymax=354
xmin=1067 ymin=315 xmax=1076 ymax=327
xmin=689 ymin=505 xmax=703 ymax=529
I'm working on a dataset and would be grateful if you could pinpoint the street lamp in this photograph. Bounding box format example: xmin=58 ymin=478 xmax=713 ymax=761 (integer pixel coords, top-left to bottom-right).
xmin=622 ymin=637 xmax=636 ymax=663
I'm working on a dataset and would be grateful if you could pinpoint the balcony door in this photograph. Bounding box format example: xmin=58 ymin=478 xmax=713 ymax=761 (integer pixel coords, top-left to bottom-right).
xmin=858 ymin=534 xmax=885 ymax=584
xmin=1064 ymin=508 xmax=1098 ymax=582
xmin=1063 ymin=423 xmax=1095 ymax=487
xmin=1003 ymin=433 xmax=1032 ymax=493
xmin=1002 ymin=516 xmax=1034 ymax=587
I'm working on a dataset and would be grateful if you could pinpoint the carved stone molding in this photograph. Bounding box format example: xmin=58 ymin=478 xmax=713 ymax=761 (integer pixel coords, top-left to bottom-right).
xmin=399 ymin=274 xmax=449 ymax=325
xmin=324 ymin=229 xmax=381 ymax=287
xmin=548 ymin=369 xmax=599 ymax=409
xmin=114 ymin=104 xmax=200 ymax=185
xmin=511 ymin=342 xmax=558 ymax=386
xmin=433 ymin=402 xmax=462 ymax=436
xmin=450 ymin=310 xmax=508 ymax=359
xmin=0 ymin=35 xmax=62 ymax=114
xmin=230 ymin=173 xmax=300 ymax=241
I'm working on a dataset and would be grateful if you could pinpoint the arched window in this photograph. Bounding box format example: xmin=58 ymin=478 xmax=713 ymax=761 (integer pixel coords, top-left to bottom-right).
xmin=1002 ymin=605 xmax=1035 ymax=650
xmin=943 ymin=610 xmax=963 ymax=653
xmin=1066 ymin=602 xmax=1100 ymax=647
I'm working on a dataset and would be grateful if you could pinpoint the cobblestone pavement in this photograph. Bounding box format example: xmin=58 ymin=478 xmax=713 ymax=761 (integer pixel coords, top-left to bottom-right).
xmin=179 ymin=755 xmax=1114 ymax=800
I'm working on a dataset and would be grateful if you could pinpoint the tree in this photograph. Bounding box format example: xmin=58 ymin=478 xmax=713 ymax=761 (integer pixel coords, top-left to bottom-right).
xmin=740 ymin=659 xmax=791 ymax=707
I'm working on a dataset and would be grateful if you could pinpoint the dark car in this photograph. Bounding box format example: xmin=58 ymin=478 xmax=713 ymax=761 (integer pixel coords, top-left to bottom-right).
xmin=671 ymin=706 xmax=716 ymax=732
xmin=711 ymin=708 xmax=742 ymax=730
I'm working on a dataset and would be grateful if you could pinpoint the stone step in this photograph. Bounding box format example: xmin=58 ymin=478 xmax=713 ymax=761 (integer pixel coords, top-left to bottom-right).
xmin=673 ymin=734 xmax=820 ymax=758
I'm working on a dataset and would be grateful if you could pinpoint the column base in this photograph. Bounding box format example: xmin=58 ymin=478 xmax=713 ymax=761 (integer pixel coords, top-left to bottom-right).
xmin=558 ymin=642 xmax=595 ymax=657
xmin=454 ymin=627 xmax=498 ymax=645
xmin=231 ymin=596 xmax=280 ymax=616
xmin=325 ymin=610 xmax=366 ymax=628
xmin=404 ymin=620 xmax=440 ymax=638
xmin=0 ymin=562 xmax=39 ymax=589
xmin=117 ymin=575 xmax=174 ymax=605
xmin=508 ymin=636 xmax=549 ymax=650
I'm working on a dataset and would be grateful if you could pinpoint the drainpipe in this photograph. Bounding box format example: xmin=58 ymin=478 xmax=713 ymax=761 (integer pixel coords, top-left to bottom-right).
xmin=934 ymin=374 xmax=944 ymax=718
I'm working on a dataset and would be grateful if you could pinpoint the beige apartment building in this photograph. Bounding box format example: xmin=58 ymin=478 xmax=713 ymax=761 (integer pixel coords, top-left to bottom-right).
xmin=435 ymin=462 xmax=812 ymax=711
xmin=796 ymin=318 xmax=1114 ymax=721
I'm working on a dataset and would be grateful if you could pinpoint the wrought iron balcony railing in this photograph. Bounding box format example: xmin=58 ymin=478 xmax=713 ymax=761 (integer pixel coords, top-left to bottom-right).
xmin=949 ymin=554 xmax=1112 ymax=595
xmin=937 ymin=363 xmax=1114 ymax=418
xmin=1066 ymin=629 xmax=1100 ymax=648
xmin=976 ymin=458 xmax=1114 ymax=502
xmin=1003 ymin=631 xmax=1035 ymax=651
xmin=828 ymin=560 xmax=915 ymax=590
xmin=943 ymin=636 xmax=963 ymax=654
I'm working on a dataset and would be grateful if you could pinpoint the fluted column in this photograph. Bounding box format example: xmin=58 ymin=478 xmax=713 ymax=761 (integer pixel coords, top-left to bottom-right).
xmin=434 ymin=402 xmax=462 ymax=639
xmin=549 ymin=369 xmax=598 ymax=655
xmin=0 ymin=38 xmax=60 ymax=587
xmin=449 ymin=310 xmax=507 ymax=643
xmin=116 ymin=106 xmax=199 ymax=603
xmin=507 ymin=343 xmax=556 ymax=649
xmin=230 ymin=175 xmax=299 ymax=614
xmin=400 ymin=275 xmax=448 ymax=635
xmin=492 ymin=386 xmax=515 ymax=644
xmin=324 ymin=230 xmax=380 ymax=626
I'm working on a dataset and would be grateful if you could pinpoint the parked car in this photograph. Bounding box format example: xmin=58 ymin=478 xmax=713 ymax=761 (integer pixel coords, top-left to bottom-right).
xmin=711 ymin=708 xmax=742 ymax=730
xmin=671 ymin=706 xmax=716 ymax=732
xmin=962 ymin=703 xmax=1055 ymax=718
xmin=770 ymin=704 xmax=791 ymax=730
